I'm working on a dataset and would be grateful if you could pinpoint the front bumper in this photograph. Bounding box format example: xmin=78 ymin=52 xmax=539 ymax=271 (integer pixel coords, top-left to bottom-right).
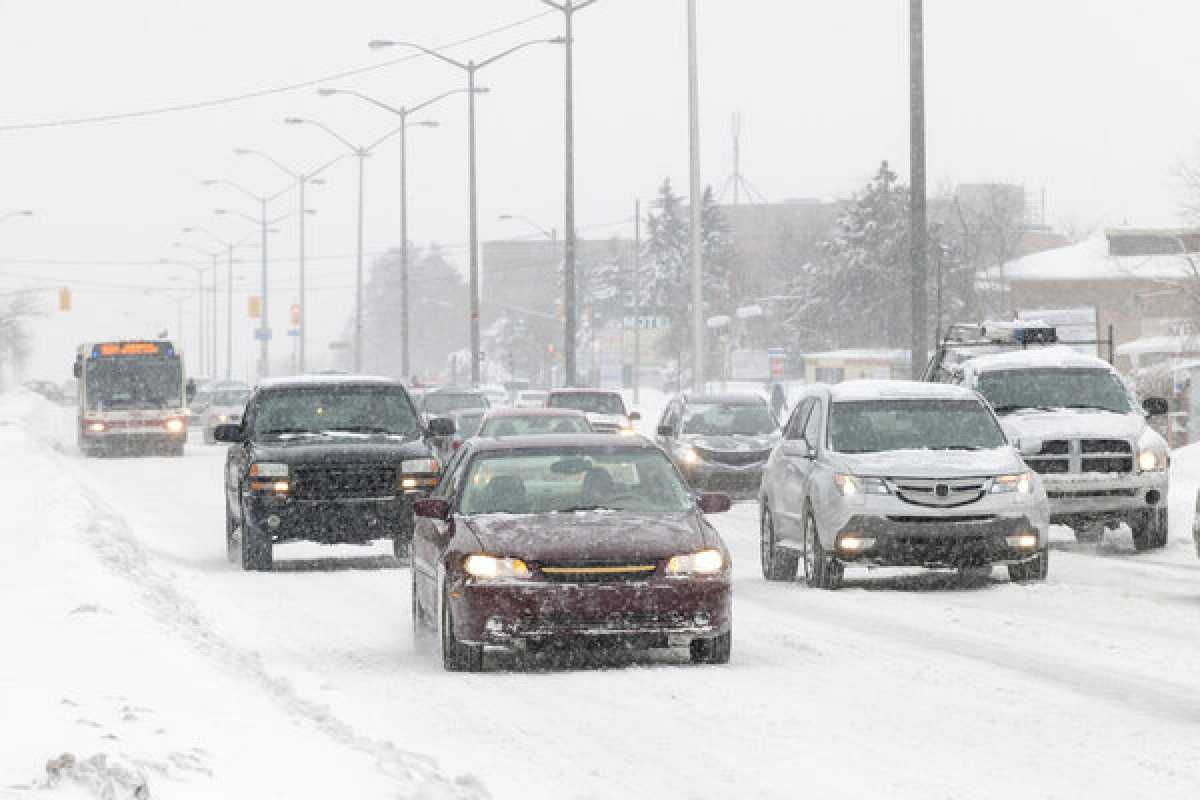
xmin=449 ymin=577 xmax=732 ymax=650
xmin=834 ymin=514 xmax=1044 ymax=568
xmin=244 ymin=493 xmax=416 ymax=545
xmin=1040 ymin=471 xmax=1168 ymax=523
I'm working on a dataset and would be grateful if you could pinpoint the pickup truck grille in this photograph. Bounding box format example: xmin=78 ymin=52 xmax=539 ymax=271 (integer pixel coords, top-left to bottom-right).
xmin=291 ymin=466 xmax=397 ymax=500
xmin=1026 ymin=439 xmax=1133 ymax=475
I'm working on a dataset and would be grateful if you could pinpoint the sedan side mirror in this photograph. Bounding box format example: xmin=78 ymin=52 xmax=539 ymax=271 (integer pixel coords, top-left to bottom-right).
xmin=629 ymin=411 xmax=642 ymax=422
xmin=781 ymin=440 xmax=812 ymax=459
xmin=414 ymin=497 xmax=451 ymax=521
xmin=427 ymin=417 xmax=456 ymax=437
xmin=1143 ymin=397 xmax=1169 ymax=417
xmin=656 ymin=424 xmax=675 ymax=437
xmin=213 ymin=423 xmax=244 ymax=443
xmin=698 ymin=492 xmax=732 ymax=514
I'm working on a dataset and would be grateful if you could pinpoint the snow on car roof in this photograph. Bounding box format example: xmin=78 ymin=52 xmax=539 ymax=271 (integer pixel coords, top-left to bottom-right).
xmin=469 ymin=433 xmax=658 ymax=452
xmin=547 ymin=387 xmax=622 ymax=395
xmin=829 ymin=380 xmax=977 ymax=402
xmin=483 ymin=407 xmax=586 ymax=418
xmin=964 ymin=346 xmax=1114 ymax=373
xmin=684 ymin=392 xmax=768 ymax=405
xmin=256 ymin=374 xmax=400 ymax=390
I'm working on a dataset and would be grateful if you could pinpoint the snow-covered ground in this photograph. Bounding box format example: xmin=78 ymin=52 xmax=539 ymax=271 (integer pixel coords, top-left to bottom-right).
xmin=4 ymin=388 xmax=1200 ymax=799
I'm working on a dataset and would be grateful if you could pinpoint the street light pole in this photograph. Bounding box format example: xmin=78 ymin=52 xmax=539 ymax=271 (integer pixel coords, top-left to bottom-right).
xmin=633 ymin=197 xmax=641 ymax=404
xmin=367 ymin=37 xmax=564 ymax=387
xmin=687 ymin=0 xmax=705 ymax=390
xmin=182 ymin=225 xmax=259 ymax=381
xmin=910 ymin=0 xmax=929 ymax=379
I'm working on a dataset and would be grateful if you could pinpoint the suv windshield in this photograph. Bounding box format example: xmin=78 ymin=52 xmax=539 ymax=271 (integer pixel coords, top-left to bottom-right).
xmin=682 ymin=403 xmax=777 ymax=435
xmin=252 ymin=387 xmax=420 ymax=437
xmin=830 ymin=399 xmax=1007 ymax=453
xmin=84 ymin=357 xmax=181 ymax=411
xmin=460 ymin=449 xmax=693 ymax=515
xmin=977 ymin=368 xmax=1132 ymax=414
xmin=423 ymin=393 xmax=488 ymax=415
xmin=547 ymin=392 xmax=625 ymax=415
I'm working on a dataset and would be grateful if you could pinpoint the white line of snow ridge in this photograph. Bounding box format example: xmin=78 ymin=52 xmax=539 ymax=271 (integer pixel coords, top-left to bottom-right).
xmin=0 ymin=391 xmax=486 ymax=800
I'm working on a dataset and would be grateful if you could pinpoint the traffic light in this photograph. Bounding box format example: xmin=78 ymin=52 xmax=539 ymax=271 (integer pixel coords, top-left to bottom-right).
xmin=290 ymin=304 xmax=302 ymax=326
xmin=58 ymin=287 xmax=71 ymax=312
xmin=248 ymin=296 xmax=262 ymax=319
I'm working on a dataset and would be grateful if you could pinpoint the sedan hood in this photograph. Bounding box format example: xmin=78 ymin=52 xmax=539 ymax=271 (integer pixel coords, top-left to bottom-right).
xmin=682 ymin=433 xmax=778 ymax=452
xmin=252 ymin=436 xmax=431 ymax=466
xmin=997 ymin=409 xmax=1146 ymax=443
xmin=829 ymin=446 xmax=1024 ymax=479
xmin=463 ymin=510 xmax=710 ymax=562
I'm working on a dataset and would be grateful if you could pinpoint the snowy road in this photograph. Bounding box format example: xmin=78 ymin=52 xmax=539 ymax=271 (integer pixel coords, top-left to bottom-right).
xmin=5 ymin=391 xmax=1200 ymax=798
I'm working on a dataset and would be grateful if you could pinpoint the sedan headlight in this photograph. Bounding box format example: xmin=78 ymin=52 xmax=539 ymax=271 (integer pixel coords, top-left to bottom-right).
xmin=249 ymin=462 xmax=289 ymax=478
xmin=991 ymin=472 xmax=1033 ymax=495
xmin=463 ymin=554 xmax=530 ymax=580
xmin=403 ymin=458 xmax=439 ymax=474
xmin=680 ymin=446 xmax=701 ymax=465
xmin=665 ymin=548 xmax=725 ymax=576
xmin=834 ymin=474 xmax=889 ymax=497
xmin=217 ymin=414 xmax=231 ymax=423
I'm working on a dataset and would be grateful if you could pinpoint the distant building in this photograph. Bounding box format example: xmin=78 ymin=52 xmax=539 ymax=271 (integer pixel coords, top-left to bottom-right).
xmin=716 ymin=199 xmax=839 ymax=303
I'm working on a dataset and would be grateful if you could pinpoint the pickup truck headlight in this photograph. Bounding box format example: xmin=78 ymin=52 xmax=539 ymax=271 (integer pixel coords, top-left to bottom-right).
xmin=834 ymin=474 xmax=889 ymax=497
xmin=402 ymin=458 xmax=439 ymax=474
xmin=665 ymin=548 xmax=725 ymax=576
xmin=1138 ymin=448 xmax=1167 ymax=472
xmin=679 ymin=446 xmax=701 ymax=466
xmin=991 ymin=472 xmax=1033 ymax=495
xmin=249 ymin=462 xmax=288 ymax=478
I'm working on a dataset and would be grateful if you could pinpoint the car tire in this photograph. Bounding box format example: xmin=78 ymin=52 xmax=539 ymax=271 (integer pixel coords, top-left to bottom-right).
xmin=760 ymin=506 xmax=799 ymax=581
xmin=690 ymin=629 xmax=732 ymax=665
xmin=440 ymin=584 xmax=483 ymax=672
xmin=224 ymin=501 xmax=239 ymax=564
xmin=1130 ymin=509 xmax=1167 ymax=551
xmin=1008 ymin=547 xmax=1049 ymax=582
xmin=239 ymin=500 xmax=273 ymax=572
xmin=803 ymin=510 xmax=842 ymax=590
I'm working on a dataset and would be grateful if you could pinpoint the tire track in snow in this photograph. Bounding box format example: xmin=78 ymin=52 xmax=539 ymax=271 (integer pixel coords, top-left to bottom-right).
xmin=58 ymin=460 xmax=488 ymax=800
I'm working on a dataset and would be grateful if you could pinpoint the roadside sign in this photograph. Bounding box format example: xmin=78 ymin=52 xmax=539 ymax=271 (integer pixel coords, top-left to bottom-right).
xmin=248 ymin=296 xmax=262 ymax=319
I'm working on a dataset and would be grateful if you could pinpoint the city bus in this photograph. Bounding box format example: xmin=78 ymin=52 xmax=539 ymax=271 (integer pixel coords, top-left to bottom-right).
xmin=73 ymin=340 xmax=196 ymax=457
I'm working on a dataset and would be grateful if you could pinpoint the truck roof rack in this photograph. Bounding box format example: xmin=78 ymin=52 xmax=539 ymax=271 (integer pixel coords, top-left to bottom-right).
xmin=923 ymin=321 xmax=1115 ymax=382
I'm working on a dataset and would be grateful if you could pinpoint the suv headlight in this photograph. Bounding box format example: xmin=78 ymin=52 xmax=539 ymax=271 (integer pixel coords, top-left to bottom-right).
xmin=249 ymin=462 xmax=288 ymax=478
xmin=403 ymin=458 xmax=439 ymax=474
xmin=665 ymin=549 xmax=725 ymax=576
xmin=463 ymin=555 xmax=530 ymax=580
xmin=834 ymin=474 xmax=889 ymax=497
xmin=991 ymin=472 xmax=1033 ymax=495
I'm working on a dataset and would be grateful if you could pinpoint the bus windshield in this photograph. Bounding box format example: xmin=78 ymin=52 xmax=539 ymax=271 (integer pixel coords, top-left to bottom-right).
xmin=84 ymin=357 xmax=182 ymax=411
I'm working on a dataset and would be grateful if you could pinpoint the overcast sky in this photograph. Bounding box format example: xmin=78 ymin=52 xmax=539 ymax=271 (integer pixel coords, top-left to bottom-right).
xmin=4 ymin=0 xmax=1200 ymax=379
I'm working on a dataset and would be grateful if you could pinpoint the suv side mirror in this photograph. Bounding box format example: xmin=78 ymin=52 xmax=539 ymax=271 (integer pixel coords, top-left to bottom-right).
xmin=413 ymin=497 xmax=451 ymax=521
xmin=1143 ymin=397 xmax=1169 ymax=417
xmin=698 ymin=492 xmax=732 ymax=514
xmin=427 ymin=417 xmax=456 ymax=437
xmin=628 ymin=411 xmax=642 ymax=422
xmin=781 ymin=440 xmax=812 ymax=459
xmin=213 ymin=423 xmax=244 ymax=443
xmin=657 ymin=424 xmax=675 ymax=437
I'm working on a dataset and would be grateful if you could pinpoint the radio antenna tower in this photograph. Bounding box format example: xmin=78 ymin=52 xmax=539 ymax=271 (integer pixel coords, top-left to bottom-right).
xmin=718 ymin=113 xmax=767 ymax=205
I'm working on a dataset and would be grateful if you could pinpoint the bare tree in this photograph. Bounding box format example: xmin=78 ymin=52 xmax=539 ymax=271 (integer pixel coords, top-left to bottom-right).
xmin=0 ymin=291 xmax=40 ymax=389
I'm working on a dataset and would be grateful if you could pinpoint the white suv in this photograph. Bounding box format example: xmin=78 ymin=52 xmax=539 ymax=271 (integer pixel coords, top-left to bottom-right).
xmin=954 ymin=347 xmax=1169 ymax=550
xmin=759 ymin=381 xmax=1050 ymax=589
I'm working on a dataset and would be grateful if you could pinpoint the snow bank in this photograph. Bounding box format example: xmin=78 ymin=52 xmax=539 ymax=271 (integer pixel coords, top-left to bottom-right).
xmin=0 ymin=391 xmax=483 ymax=800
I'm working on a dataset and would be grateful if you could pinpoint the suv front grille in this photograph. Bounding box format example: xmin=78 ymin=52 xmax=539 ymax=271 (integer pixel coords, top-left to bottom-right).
xmin=291 ymin=466 xmax=397 ymax=500
xmin=890 ymin=478 xmax=987 ymax=508
xmin=1025 ymin=438 xmax=1133 ymax=476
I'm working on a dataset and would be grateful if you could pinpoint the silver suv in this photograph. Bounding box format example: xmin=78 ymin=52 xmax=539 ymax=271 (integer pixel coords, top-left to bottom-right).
xmin=758 ymin=381 xmax=1050 ymax=589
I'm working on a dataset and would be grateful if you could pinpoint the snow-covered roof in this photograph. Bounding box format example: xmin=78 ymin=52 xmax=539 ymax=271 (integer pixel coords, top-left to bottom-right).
xmin=964 ymin=345 xmax=1113 ymax=373
xmin=803 ymin=349 xmax=911 ymax=363
xmin=1005 ymin=235 xmax=1196 ymax=283
xmin=829 ymin=380 xmax=976 ymax=402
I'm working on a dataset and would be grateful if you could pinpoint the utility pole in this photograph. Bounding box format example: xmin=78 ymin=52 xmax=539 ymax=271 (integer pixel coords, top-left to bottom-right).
xmin=632 ymin=197 xmax=641 ymax=404
xmin=909 ymin=0 xmax=929 ymax=379
xmin=259 ymin=197 xmax=270 ymax=378
xmin=687 ymin=0 xmax=705 ymax=390
xmin=226 ymin=244 xmax=234 ymax=380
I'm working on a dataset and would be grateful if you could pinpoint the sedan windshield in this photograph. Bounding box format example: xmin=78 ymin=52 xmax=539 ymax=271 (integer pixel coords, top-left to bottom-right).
xmin=547 ymin=392 xmax=626 ymax=415
xmin=479 ymin=414 xmax=590 ymax=437
xmin=460 ymin=449 xmax=693 ymax=515
xmin=976 ymin=368 xmax=1133 ymax=414
xmin=682 ymin=403 xmax=777 ymax=435
xmin=252 ymin=387 xmax=419 ymax=437
xmin=830 ymin=399 xmax=1007 ymax=454
xmin=423 ymin=393 xmax=488 ymax=415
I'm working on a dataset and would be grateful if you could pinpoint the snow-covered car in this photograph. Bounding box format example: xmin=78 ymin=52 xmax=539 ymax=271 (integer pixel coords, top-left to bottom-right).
xmin=410 ymin=434 xmax=733 ymax=671
xmin=431 ymin=408 xmax=486 ymax=461
xmin=545 ymin=388 xmax=640 ymax=433
xmin=418 ymin=389 xmax=490 ymax=422
xmin=214 ymin=376 xmax=454 ymax=571
xmin=479 ymin=384 xmax=510 ymax=408
xmin=200 ymin=384 xmax=251 ymax=444
xmin=954 ymin=347 xmax=1169 ymax=550
xmin=514 ymin=389 xmax=549 ymax=408
xmin=655 ymin=392 xmax=781 ymax=498
xmin=759 ymin=381 xmax=1050 ymax=589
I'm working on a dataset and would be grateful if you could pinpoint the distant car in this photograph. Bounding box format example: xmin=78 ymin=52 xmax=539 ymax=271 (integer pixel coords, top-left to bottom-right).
xmin=759 ymin=380 xmax=1050 ymax=589
xmin=656 ymin=392 xmax=781 ymax=499
xmin=410 ymin=434 xmax=734 ymax=671
xmin=214 ymin=376 xmax=454 ymax=571
xmin=545 ymin=388 xmax=639 ymax=433
xmin=200 ymin=384 xmax=252 ymax=444
xmin=432 ymin=408 xmax=487 ymax=461
xmin=479 ymin=385 xmax=510 ymax=408
xmin=419 ymin=389 xmax=490 ymax=421
xmin=478 ymin=407 xmax=592 ymax=438
xmin=514 ymin=389 xmax=549 ymax=409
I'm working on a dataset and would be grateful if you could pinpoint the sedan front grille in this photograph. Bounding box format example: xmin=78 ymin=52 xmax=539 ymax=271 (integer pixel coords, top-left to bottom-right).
xmin=291 ymin=466 xmax=397 ymax=500
xmin=537 ymin=563 xmax=659 ymax=583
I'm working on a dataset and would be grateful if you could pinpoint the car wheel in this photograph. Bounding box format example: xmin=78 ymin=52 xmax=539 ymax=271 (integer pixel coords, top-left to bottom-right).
xmin=760 ymin=506 xmax=798 ymax=581
xmin=1130 ymin=509 xmax=1167 ymax=551
xmin=1008 ymin=547 xmax=1049 ymax=582
xmin=224 ymin=500 xmax=239 ymax=564
xmin=440 ymin=584 xmax=483 ymax=672
xmin=804 ymin=511 xmax=842 ymax=590
xmin=239 ymin=500 xmax=273 ymax=572
xmin=689 ymin=629 xmax=732 ymax=665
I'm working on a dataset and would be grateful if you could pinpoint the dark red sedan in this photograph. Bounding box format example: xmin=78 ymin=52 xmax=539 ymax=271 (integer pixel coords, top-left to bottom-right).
xmin=410 ymin=434 xmax=733 ymax=671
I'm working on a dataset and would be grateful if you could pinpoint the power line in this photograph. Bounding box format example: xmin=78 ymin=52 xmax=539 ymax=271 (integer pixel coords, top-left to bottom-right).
xmin=0 ymin=11 xmax=555 ymax=133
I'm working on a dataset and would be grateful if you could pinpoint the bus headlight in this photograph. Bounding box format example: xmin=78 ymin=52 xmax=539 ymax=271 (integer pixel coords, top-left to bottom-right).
xmin=165 ymin=418 xmax=186 ymax=434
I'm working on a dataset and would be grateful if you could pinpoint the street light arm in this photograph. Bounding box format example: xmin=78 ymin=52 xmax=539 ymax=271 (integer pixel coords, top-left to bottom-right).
xmin=376 ymin=40 xmax=470 ymax=71
xmin=214 ymin=208 xmax=259 ymax=227
xmin=365 ymin=118 xmax=436 ymax=153
xmin=408 ymin=87 xmax=476 ymax=115
xmin=236 ymin=148 xmax=301 ymax=182
xmin=541 ymin=0 xmax=599 ymax=11
xmin=182 ymin=226 xmax=229 ymax=248
xmin=323 ymin=88 xmax=406 ymax=117
xmin=203 ymin=178 xmax=262 ymax=204
xmin=476 ymin=37 xmax=560 ymax=70
xmin=293 ymin=118 xmax=362 ymax=155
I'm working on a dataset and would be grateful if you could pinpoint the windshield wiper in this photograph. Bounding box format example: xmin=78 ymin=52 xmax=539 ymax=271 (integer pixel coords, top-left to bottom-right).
xmin=321 ymin=426 xmax=404 ymax=435
xmin=991 ymin=405 xmax=1056 ymax=414
xmin=557 ymin=505 xmax=616 ymax=513
xmin=1056 ymin=404 xmax=1127 ymax=413
xmin=262 ymin=428 xmax=321 ymax=436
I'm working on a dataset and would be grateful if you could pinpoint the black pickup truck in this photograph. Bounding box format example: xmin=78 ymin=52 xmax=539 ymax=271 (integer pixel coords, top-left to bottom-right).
xmin=215 ymin=376 xmax=453 ymax=571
